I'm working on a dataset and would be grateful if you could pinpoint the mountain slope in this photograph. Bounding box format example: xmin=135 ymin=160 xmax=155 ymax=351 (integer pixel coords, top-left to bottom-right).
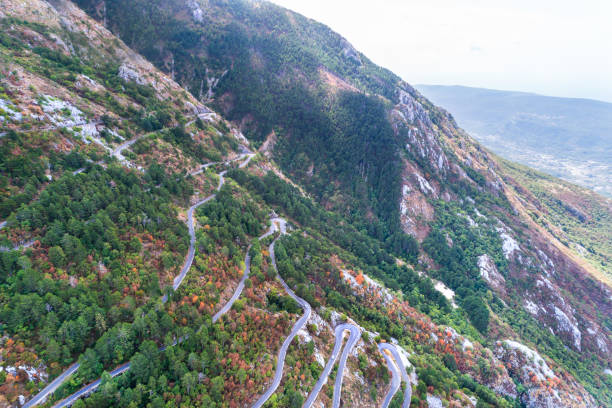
xmin=496 ymin=156 xmax=611 ymax=283
xmin=415 ymin=84 xmax=612 ymax=197
xmin=0 ymin=1 xmax=610 ymax=407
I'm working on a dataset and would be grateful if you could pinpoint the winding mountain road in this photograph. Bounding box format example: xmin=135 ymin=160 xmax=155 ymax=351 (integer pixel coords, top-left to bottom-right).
xmin=51 ymin=363 xmax=130 ymax=408
xmin=22 ymin=364 xmax=79 ymax=408
xmin=389 ymin=344 xmax=412 ymax=408
xmin=21 ymin=147 xmax=409 ymax=408
xmin=332 ymin=324 xmax=361 ymax=408
xmin=252 ymin=219 xmax=313 ymax=408
xmin=0 ymin=239 xmax=35 ymax=253
xmin=184 ymin=111 xmax=215 ymax=128
xmin=378 ymin=343 xmax=412 ymax=408
xmin=378 ymin=344 xmax=401 ymax=408
xmin=211 ymin=246 xmax=251 ymax=323
xmin=303 ymin=323 xmax=361 ymax=408
xmin=189 ymin=162 xmax=218 ymax=176
xmin=51 ymin=188 xmax=254 ymax=407
xmin=26 ymin=150 xmax=254 ymax=408
xmin=212 ymin=211 xmax=281 ymax=325
xmin=167 ymin=168 xmax=227 ymax=301
xmin=238 ymin=152 xmax=255 ymax=169
xmin=111 ymin=134 xmax=146 ymax=168
xmin=189 ymin=149 xmax=254 ymax=176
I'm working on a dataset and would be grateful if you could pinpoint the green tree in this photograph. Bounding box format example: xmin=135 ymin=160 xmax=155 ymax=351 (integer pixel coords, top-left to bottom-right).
xmin=130 ymin=352 xmax=150 ymax=384
xmin=463 ymin=295 xmax=490 ymax=333
xmin=48 ymin=246 xmax=66 ymax=267
xmin=237 ymin=367 xmax=247 ymax=384
xmin=211 ymin=375 xmax=225 ymax=402
xmin=182 ymin=371 xmax=198 ymax=396
xmin=78 ymin=348 xmax=102 ymax=381
xmin=45 ymin=339 xmax=61 ymax=363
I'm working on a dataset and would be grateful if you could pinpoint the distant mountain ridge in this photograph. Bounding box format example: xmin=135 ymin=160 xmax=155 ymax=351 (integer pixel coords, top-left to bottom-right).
xmin=416 ymin=85 xmax=612 ymax=197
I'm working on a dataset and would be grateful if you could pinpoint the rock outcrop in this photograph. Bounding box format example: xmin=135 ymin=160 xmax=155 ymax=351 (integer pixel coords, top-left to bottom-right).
xmin=495 ymin=340 xmax=597 ymax=408
xmin=478 ymin=254 xmax=506 ymax=295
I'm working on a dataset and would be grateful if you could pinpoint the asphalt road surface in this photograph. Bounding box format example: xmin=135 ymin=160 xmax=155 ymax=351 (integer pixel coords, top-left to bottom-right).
xmin=52 ymin=363 xmax=130 ymax=408
xmin=378 ymin=344 xmax=401 ymax=408
xmin=378 ymin=343 xmax=412 ymax=408
xmin=332 ymin=324 xmax=361 ymax=408
xmin=22 ymin=364 xmax=79 ymax=408
xmin=251 ymin=219 xmax=312 ymax=408
xmin=303 ymin=323 xmax=361 ymax=408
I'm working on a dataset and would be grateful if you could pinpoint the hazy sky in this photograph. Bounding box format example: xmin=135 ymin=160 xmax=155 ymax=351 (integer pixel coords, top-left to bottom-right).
xmin=269 ymin=0 xmax=612 ymax=103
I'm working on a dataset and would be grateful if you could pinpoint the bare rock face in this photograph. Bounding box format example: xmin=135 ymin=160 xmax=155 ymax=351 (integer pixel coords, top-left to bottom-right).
xmin=392 ymin=85 xmax=451 ymax=178
xmin=118 ymin=63 xmax=146 ymax=85
xmin=520 ymin=267 xmax=611 ymax=357
xmin=426 ymin=395 xmax=443 ymax=408
xmin=523 ymin=276 xmax=583 ymax=351
xmin=75 ymin=74 xmax=105 ymax=93
xmin=400 ymin=162 xmax=435 ymax=240
xmin=494 ymin=223 xmax=611 ymax=356
xmin=187 ymin=0 xmax=206 ymax=23
xmin=392 ymin=84 xmax=460 ymax=239
xmin=0 ymin=0 xmax=61 ymax=28
xmin=495 ymin=340 xmax=597 ymax=408
xmin=478 ymin=254 xmax=507 ymax=295
xmin=495 ymin=224 xmax=522 ymax=260
xmin=38 ymin=95 xmax=86 ymax=127
xmin=341 ymin=39 xmax=362 ymax=65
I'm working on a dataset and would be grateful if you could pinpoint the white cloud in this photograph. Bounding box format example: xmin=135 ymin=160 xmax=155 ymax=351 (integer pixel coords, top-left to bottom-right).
xmin=269 ymin=0 xmax=612 ymax=102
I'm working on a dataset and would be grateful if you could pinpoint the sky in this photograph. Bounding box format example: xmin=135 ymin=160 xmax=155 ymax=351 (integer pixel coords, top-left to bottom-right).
xmin=269 ymin=0 xmax=612 ymax=103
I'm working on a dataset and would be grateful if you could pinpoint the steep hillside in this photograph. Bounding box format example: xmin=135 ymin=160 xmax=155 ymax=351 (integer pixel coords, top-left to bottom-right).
xmin=0 ymin=0 xmax=240 ymax=404
xmin=0 ymin=1 xmax=610 ymax=408
xmin=496 ymin=157 xmax=611 ymax=284
xmin=73 ymin=0 xmax=408 ymax=240
xmin=416 ymin=85 xmax=612 ymax=197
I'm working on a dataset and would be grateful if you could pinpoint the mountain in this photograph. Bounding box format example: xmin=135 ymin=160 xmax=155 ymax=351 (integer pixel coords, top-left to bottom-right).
xmin=0 ymin=1 xmax=610 ymax=408
xmin=415 ymin=85 xmax=612 ymax=197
